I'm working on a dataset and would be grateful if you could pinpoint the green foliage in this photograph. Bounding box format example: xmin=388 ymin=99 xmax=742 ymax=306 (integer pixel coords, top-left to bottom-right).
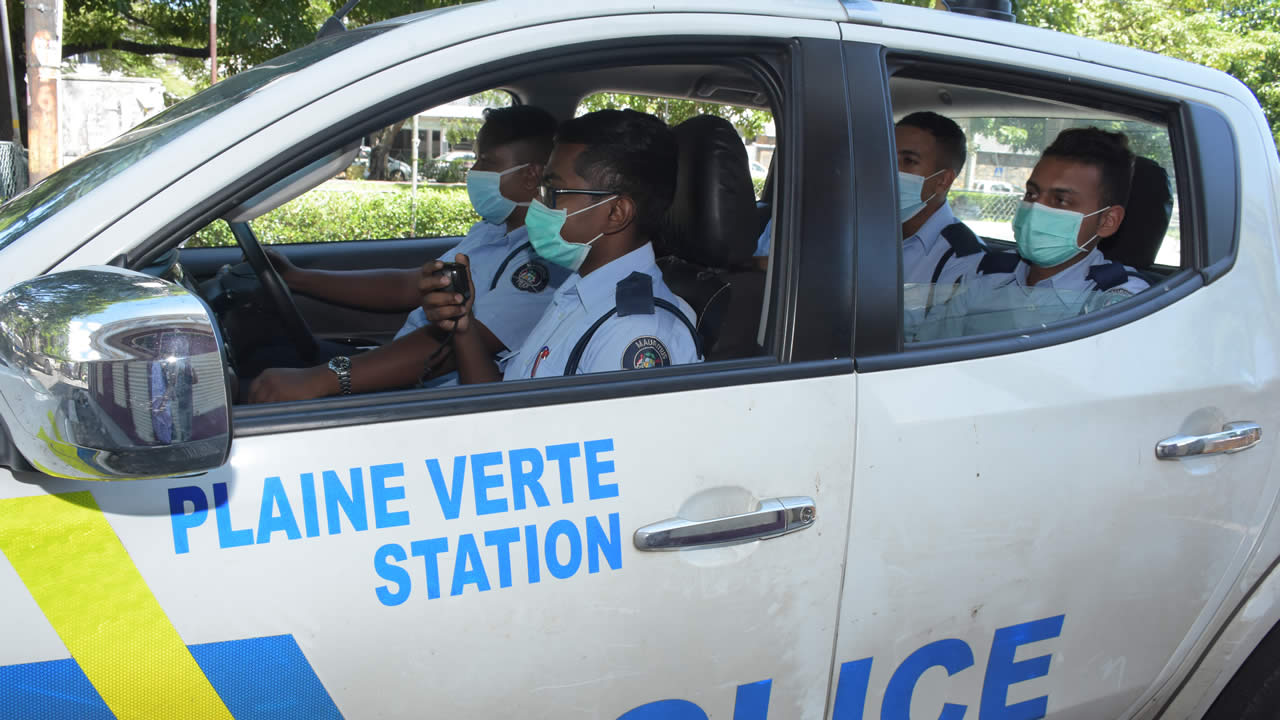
xmin=886 ymin=0 xmax=1280 ymax=147
xmin=579 ymin=93 xmax=772 ymax=140
xmin=185 ymin=184 xmax=479 ymax=248
xmin=444 ymin=118 xmax=481 ymax=146
xmin=967 ymin=117 xmax=1175 ymax=174
xmin=752 ymin=176 xmax=766 ymax=199
xmin=425 ymin=158 xmax=471 ymax=184
xmin=56 ymin=1 xmax=479 ymax=88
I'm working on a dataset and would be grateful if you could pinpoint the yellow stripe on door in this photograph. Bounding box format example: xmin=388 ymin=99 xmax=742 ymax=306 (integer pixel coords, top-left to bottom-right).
xmin=0 ymin=492 xmax=233 ymax=719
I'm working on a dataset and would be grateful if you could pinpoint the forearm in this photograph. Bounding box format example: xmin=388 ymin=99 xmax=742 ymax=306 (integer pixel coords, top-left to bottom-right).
xmin=287 ymin=267 xmax=420 ymax=311
xmin=347 ymin=328 xmax=451 ymax=393
xmin=453 ymin=326 xmax=502 ymax=384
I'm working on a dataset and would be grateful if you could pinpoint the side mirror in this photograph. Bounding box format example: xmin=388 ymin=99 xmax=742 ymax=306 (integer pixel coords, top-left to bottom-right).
xmin=0 ymin=266 xmax=231 ymax=480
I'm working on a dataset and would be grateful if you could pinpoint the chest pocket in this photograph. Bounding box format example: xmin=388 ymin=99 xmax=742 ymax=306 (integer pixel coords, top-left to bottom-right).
xmin=563 ymin=272 xmax=703 ymax=376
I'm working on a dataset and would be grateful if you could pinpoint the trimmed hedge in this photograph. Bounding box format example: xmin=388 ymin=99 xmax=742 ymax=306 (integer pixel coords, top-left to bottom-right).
xmin=185 ymin=178 xmax=775 ymax=248
xmin=185 ymin=183 xmax=480 ymax=248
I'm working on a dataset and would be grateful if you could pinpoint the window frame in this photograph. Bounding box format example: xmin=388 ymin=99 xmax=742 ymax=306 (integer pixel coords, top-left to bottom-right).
xmin=853 ymin=47 xmax=1235 ymax=372
xmin=138 ymin=35 xmax=860 ymax=435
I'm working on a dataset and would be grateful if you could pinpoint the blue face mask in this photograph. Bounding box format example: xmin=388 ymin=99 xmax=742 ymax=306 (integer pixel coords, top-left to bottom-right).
xmin=899 ymin=169 xmax=944 ymax=223
xmin=525 ymin=196 xmax=617 ymax=272
xmin=1013 ymin=201 xmax=1111 ymax=268
xmin=466 ymin=163 xmax=529 ymax=224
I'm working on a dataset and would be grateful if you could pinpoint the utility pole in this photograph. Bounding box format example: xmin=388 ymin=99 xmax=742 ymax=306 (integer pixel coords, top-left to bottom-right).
xmin=25 ymin=0 xmax=61 ymax=183
xmin=209 ymin=0 xmax=218 ymax=84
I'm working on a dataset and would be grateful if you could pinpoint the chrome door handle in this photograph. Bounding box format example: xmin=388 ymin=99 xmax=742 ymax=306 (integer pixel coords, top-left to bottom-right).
xmin=633 ymin=496 xmax=816 ymax=551
xmin=1156 ymin=422 xmax=1262 ymax=460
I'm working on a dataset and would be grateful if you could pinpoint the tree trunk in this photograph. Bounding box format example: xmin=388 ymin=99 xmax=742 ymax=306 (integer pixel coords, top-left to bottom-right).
xmin=25 ymin=0 xmax=60 ymax=182
xmin=368 ymin=120 xmax=405 ymax=181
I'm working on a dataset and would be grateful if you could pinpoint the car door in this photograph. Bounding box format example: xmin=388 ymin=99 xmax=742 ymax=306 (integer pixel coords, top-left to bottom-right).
xmin=829 ymin=19 xmax=1280 ymax=720
xmin=0 ymin=10 xmax=861 ymax=719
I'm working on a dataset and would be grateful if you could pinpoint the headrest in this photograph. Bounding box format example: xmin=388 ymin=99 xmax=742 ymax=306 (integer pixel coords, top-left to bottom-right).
xmin=1098 ymin=156 xmax=1173 ymax=269
xmin=660 ymin=115 xmax=758 ymax=268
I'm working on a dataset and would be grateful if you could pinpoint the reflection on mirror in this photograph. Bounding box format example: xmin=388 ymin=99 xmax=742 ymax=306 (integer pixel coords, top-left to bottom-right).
xmin=0 ymin=266 xmax=231 ymax=480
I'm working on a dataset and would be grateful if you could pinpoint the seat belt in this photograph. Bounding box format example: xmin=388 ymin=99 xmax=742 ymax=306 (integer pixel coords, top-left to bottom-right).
xmin=1085 ymin=260 xmax=1143 ymax=291
xmin=925 ymin=222 xmax=987 ymax=312
xmin=563 ymin=272 xmax=703 ymax=376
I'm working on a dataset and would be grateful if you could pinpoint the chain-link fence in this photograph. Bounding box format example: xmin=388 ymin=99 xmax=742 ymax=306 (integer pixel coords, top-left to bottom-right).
xmin=951 ymin=190 xmax=1021 ymax=224
xmin=952 ymin=188 xmax=1182 ymax=266
xmin=0 ymin=141 xmax=27 ymax=202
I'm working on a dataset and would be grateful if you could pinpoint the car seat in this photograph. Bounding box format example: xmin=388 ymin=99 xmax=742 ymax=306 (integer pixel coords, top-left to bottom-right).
xmin=1098 ymin=156 xmax=1174 ymax=280
xmin=658 ymin=115 xmax=761 ymax=357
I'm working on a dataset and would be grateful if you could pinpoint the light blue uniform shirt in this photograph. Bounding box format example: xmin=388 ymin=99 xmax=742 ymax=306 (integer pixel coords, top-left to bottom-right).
xmin=901 ymin=202 xmax=985 ymax=285
xmin=915 ymin=247 xmax=1149 ymax=341
xmin=901 ymin=202 xmax=988 ymax=338
xmin=757 ymin=202 xmax=981 ymax=284
xmin=755 ymin=218 xmax=772 ymax=258
xmin=396 ymin=221 xmax=569 ymax=351
xmin=502 ymin=243 xmax=701 ymax=379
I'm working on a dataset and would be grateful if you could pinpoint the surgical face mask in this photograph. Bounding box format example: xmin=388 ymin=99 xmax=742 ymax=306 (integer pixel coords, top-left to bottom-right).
xmin=525 ymin=196 xmax=617 ymax=272
xmin=466 ymin=163 xmax=529 ymax=224
xmin=1013 ymin=201 xmax=1111 ymax=268
xmin=899 ymin=169 xmax=945 ymax=223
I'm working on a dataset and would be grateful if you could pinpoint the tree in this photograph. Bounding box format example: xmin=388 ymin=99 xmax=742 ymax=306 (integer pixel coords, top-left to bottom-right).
xmin=885 ymin=1 xmax=1280 ymax=148
xmin=0 ymin=0 xmax=480 ymax=143
xmin=578 ymin=93 xmax=772 ymax=141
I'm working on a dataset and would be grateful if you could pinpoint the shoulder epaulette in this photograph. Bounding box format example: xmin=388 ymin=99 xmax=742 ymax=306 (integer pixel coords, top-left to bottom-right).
xmin=977 ymin=251 xmax=1020 ymax=275
xmin=1085 ymin=261 xmax=1137 ymax=291
xmin=616 ymin=272 xmax=655 ymax=317
xmin=939 ymin=222 xmax=985 ymax=257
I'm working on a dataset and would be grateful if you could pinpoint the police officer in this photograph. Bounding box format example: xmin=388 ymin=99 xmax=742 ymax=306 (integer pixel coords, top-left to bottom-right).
xmin=917 ymin=127 xmax=1149 ymax=341
xmin=248 ymin=105 xmax=567 ymax=402
xmin=755 ymin=112 xmax=984 ymax=286
xmin=423 ymin=109 xmax=700 ymax=382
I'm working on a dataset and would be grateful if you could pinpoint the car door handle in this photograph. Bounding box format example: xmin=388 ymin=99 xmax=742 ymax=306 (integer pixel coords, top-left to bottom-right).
xmin=633 ymin=496 xmax=816 ymax=551
xmin=1156 ymin=422 xmax=1262 ymax=460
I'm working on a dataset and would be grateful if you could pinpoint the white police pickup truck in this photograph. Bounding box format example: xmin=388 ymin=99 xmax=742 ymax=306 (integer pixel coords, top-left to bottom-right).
xmin=0 ymin=1 xmax=1277 ymax=718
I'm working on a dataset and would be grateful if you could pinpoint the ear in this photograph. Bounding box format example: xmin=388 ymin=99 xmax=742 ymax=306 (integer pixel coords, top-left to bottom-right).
xmin=936 ymin=168 xmax=958 ymax=195
xmin=1095 ymin=205 xmax=1126 ymax=239
xmin=602 ymin=194 xmax=637 ymax=236
xmin=518 ymin=163 xmax=543 ymax=191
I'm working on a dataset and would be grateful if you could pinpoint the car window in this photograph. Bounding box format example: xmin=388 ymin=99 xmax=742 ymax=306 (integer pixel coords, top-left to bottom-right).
xmin=0 ymin=27 xmax=391 ymax=253
xmin=575 ymin=92 xmax=774 ymax=199
xmin=893 ymin=84 xmax=1183 ymax=345
xmin=183 ymin=91 xmax=513 ymax=249
xmin=951 ymin=116 xmax=1178 ymax=266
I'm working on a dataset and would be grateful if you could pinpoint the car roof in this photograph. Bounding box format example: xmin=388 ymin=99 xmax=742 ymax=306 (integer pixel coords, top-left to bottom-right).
xmin=376 ymin=0 xmax=1253 ymax=105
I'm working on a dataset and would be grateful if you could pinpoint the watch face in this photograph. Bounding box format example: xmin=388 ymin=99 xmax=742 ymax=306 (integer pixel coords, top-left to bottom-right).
xmin=329 ymin=356 xmax=351 ymax=372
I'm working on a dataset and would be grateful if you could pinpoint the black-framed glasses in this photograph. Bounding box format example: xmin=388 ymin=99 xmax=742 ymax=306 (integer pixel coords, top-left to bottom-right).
xmin=538 ymin=184 xmax=615 ymax=210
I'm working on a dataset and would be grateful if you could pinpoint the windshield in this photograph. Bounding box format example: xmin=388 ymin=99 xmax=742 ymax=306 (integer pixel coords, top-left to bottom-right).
xmin=0 ymin=26 xmax=389 ymax=254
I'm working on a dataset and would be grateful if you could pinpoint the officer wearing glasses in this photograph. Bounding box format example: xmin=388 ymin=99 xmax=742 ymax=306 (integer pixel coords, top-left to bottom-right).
xmin=421 ymin=109 xmax=701 ymax=381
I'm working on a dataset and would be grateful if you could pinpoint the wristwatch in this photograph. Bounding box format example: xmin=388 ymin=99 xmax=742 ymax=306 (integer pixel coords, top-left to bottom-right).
xmin=327 ymin=356 xmax=352 ymax=395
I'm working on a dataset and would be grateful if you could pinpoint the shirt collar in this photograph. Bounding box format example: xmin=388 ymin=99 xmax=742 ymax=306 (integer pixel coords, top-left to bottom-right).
xmin=1017 ymin=247 xmax=1107 ymax=289
xmin=561 ymin=243 xmax=659 ymax=313
xmin=905 ymin=201 xmax=957 ymax=251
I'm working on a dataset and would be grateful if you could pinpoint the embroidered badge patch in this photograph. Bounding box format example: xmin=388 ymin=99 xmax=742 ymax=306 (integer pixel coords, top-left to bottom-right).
xmin=511 ymin=262 xmax=550 ymax=293
xmin=622 ymin=336 xmax=670 ymax=370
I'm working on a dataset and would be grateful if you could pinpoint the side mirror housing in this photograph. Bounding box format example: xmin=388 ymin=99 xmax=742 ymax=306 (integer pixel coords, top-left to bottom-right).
xmin=0 ymin=266 xmax=231 ymax=480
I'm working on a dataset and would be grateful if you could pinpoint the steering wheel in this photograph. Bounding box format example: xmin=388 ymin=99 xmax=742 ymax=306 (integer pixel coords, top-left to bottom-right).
xmin=227 ymin=221 xmax=319 ymax=364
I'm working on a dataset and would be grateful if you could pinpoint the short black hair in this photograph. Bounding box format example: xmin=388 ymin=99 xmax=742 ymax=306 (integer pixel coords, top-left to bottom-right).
xmin=480 ymin=105 xmax=557 ymax=163
xmin=554 ymin=109 xmax=677 ymax=241
xmin=897 ymin=111 xmax=967 ymax=173
xmin=1042 ymin=127 xmax=1135 ymax=207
